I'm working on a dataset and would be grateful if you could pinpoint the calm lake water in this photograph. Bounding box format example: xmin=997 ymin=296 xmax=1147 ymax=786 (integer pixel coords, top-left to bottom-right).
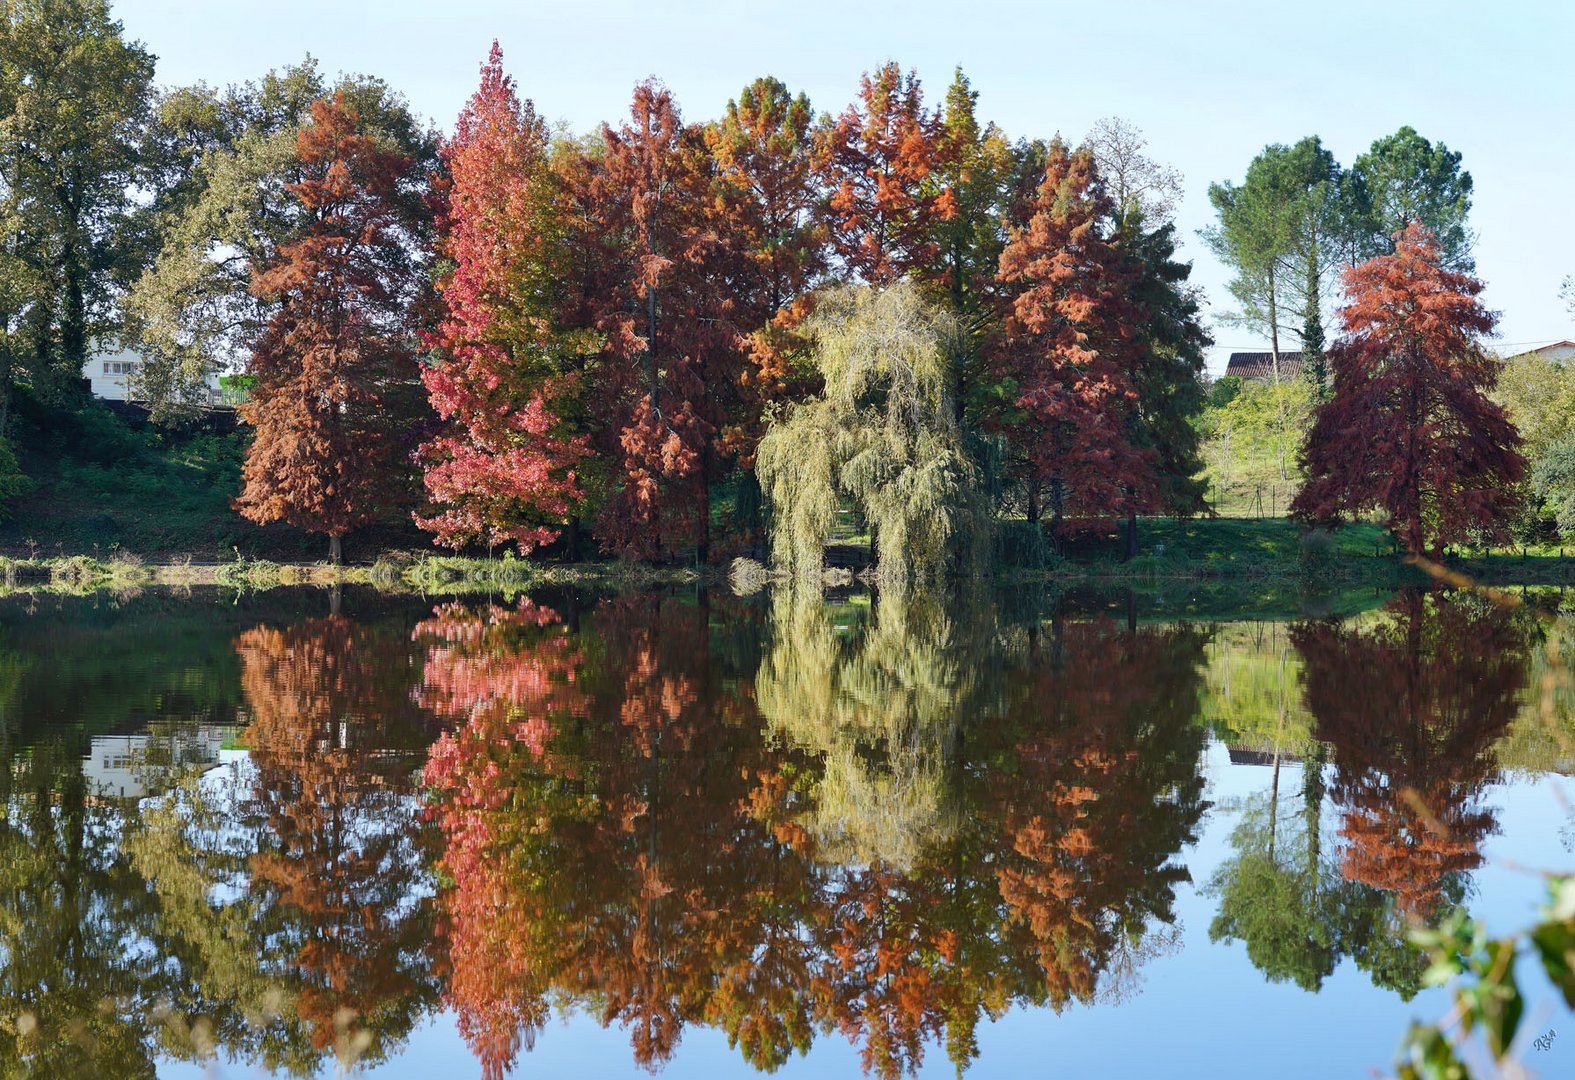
xmin=1 ymin=583 xmax=1572 ymax=1079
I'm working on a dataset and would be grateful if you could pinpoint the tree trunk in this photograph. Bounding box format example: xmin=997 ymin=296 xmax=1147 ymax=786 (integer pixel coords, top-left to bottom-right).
xmin=696 ymin=476 xmax=710 ymax=567
xmin=1124 ymin=487 xmax=1139 ymax=561
xmin=329 ymin=533 xmax=342 ymax=567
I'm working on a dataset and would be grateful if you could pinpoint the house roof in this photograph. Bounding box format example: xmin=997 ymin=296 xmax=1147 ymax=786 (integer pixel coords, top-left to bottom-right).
xmin=1506 ymin=340 xmax=1575 ymax=361
xmin=1224 ymin=351 xmax=1305 ymax=380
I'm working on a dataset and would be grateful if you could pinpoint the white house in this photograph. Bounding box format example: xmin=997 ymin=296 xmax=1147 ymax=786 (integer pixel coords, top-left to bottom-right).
xmin=82 ymin=724 xmax=237 ymax=800
xmin=83 ymin=342 xmax=230 ymax=405
xmin=1505 ymin=340 xmax=1575 ymax=365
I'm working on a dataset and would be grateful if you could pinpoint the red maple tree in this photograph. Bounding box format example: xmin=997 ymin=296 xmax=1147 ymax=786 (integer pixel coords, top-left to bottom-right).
xmin=417 ymin=44 xmax=590 ymax=554
xmin=1292 ymin=223 xmax=1525 ymax=555
xmin=236 ymin=94 xmax=426 ymax=564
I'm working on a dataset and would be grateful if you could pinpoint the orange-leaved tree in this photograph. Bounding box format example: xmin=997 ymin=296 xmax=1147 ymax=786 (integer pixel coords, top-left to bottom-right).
xmin=991 ymin=141 xmax=1157 ymax=545
xmin=1291 ymin=223 xmax=1524 ymax=555
xmin=236 ymin=94 xmax=427 ymax=564
xmin=815 ymin=62 xmax=952 ymax=287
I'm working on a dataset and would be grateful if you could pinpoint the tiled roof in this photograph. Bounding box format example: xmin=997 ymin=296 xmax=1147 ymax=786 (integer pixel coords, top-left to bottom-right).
xmin=1225 ymin=351 xmax=1305 ymax=380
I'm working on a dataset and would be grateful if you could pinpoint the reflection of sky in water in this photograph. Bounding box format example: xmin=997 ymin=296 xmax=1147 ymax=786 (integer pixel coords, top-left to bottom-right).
xmin=159 ymin=749 xmax=1575 ymax=1079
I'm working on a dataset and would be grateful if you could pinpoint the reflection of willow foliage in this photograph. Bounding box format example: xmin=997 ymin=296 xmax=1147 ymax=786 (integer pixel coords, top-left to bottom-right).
xmin=756 ymin=284 xmax=989 ymax=584
xmin=420 ymin=590 xmax=1212 ymax=1080
xmin=1207 ymin=746 xmax=1438 ymax=999
xmin=1295 ymin=590 xmax=1532 ymax=918
xmin=753 ymin=587 xmax=1002 ymax=868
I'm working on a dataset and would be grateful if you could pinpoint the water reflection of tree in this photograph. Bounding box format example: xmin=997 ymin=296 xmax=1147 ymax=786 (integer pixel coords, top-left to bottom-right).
xmin=1298 ymin=591 xmax=1528 ymax=918
xmin=124 ymin=614 xmax=441 ymax=1076
xmin=1208 ymin=590 xmax=1529 ymax=999
xmin=421 ymin=588 xmax=1211 ymax=1079
xmin=0 ymin=740 xmax=165 ymax=1077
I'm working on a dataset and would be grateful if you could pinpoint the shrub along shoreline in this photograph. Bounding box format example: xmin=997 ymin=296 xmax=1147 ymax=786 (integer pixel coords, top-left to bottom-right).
xmin=7 ymin=517 xmax=1575 ymax=597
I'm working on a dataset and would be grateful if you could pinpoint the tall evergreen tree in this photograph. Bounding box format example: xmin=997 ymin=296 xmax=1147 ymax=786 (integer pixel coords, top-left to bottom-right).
xmin=1351 ymin=126 xmax=1474 ymax=271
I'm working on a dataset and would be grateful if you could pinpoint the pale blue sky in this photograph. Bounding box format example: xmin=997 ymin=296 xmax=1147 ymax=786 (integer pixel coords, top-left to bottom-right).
xmin=113 ymin=0 xmax=1575 ymax=374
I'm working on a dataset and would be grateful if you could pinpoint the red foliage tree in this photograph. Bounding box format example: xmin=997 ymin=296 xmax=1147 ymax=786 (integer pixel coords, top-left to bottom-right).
xmin=235 ymin=616 xmax=437 ymax=1061
xmin=815 ymin=63 xmax=953 ymax=287
xmin=563 ymin=81 xmax=750 ymax=560
xmin=236 ymin=94 xmax=426 ymax=564
xmin=706 ymin=77 xmax=827 ymax=421
xmin=417 ymin=45 xmax=590 ymax=554
xmin=992 ymin=142 xmax=1157 ymax=538
xmin=1292 ymin=223 xmax=1525 ymax=555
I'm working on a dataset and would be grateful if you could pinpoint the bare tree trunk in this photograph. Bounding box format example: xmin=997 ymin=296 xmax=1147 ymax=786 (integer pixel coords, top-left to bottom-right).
xmin=1124 ymin=486 xmax=1139 ymax=561
xmin=329 ymin=533 xmax=342 ymax=567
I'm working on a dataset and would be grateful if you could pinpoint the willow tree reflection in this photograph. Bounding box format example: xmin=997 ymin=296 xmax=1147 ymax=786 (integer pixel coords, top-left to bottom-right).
xmin=420 ymin=588 xmax=1210 ymax=1079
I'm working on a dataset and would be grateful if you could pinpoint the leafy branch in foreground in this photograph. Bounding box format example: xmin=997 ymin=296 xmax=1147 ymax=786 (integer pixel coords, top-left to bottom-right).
xmin=1397 ymin=876 xmax=1575 ymax=1079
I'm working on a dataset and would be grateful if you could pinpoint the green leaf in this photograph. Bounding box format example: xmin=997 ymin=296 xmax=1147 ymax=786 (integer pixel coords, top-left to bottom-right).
xmin=1531 ymin=919 xmax=1575 ymax=1009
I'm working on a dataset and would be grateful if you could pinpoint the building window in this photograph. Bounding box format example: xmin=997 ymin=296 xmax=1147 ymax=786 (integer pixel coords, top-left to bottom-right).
xmin=103 ymin=360 xmax=137 ymax=376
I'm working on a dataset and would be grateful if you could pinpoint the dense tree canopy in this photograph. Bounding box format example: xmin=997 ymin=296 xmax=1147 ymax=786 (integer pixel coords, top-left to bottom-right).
xmin=0 ymin=0 xmax=153 ymax=423
xmin=234 ymin=96 xmax=429 ymax=562
xmin=1291 ymin=224 xmax=1524 ymax=555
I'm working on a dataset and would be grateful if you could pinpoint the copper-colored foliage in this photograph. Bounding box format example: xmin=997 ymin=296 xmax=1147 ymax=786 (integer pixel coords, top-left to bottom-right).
xmin=1295 ymin=590 xmax=1530 ymax=917
xmin=1292 ymin=224 xmax=1526 ymax=554
xmin=235 ymin=615 xmax=437 ymax=1058
xmin=991 ymin=142 xmax=1159 ymax=528
xmin=236 ymin=95 xmax=425 ymax=545
xmin=418 ymin=595 xmax=1208 ymax=1078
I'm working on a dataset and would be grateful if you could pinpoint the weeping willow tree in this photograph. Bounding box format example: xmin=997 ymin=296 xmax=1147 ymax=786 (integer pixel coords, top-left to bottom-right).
xmin=753 ymin=585 xmax=1005 ymax=868
xmin=756 ymin=283 xmax=990 ymax=586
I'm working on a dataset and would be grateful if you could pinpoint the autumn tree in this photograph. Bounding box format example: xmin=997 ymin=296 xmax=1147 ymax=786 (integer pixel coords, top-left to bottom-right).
xmin=1294 ymin=591 xmax=1528 ymax=918
xmin=564 ymin=80 xmax=752 ymax=560
xmin=707 ymin=75 xmax=826 ymax=390
xmin=125 ymin=61 xmax=435 ymax=418
xmin=235 ymin=615 xmax=439 ymax=1065
xmin=1291 ymin=223 xmax=1525 ymax=555
xmin=992 ymin=141 xmax=1156 ymax=550
xmin=417 ymin=44 xmax=590 ymax=554
xmin=703 ymin=76 xmax=827 ymax=547
xmin=815 ymin=63 xmax=951 ymax=287
xmin=235 ymin=95 xmax=428 ymax=563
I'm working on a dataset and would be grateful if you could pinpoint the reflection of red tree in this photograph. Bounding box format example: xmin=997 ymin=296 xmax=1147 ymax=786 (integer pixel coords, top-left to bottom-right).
xmin=417 ymin=599 xmax=591 ymax=1078
xmin=987 ymin=622 xmax=1207 ymax=1012
xmin=235 ymin=616 xmax=434 ymax=1058
xmin=1296 ymin=591 xmax=1527 ymax=916
xmin=419 ymin=598 xmax=1209 ymax=1079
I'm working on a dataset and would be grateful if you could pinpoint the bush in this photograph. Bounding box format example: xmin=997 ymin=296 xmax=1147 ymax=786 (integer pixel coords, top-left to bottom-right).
xmin=1298 ymin=527 xmax=1336 ymax=578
